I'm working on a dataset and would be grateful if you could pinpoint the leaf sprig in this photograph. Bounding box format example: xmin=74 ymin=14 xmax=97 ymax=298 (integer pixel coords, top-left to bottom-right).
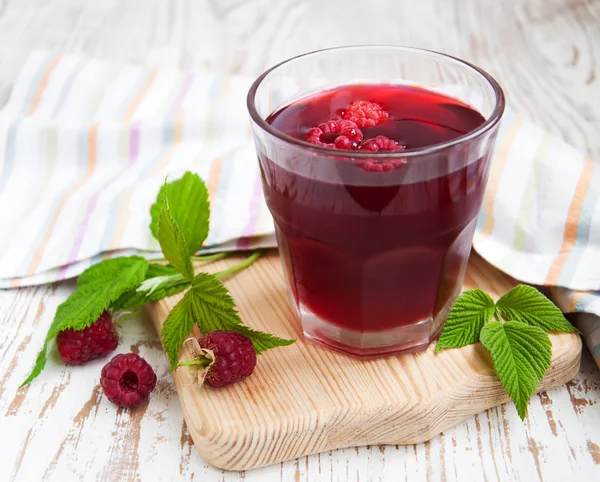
xmin=22 ymin=171 xmax=294 ymax=385
xmin=151 ymin=175 xmax=293 ymax=369
xmin=436 ymin=285 xmax=580 ymax=419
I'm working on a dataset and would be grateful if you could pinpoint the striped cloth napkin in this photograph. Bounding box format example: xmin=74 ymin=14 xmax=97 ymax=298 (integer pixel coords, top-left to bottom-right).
xmin=473 ymin=110 xmax=600 ymax=368
xmin=0 ymin=51 xmax=598 ymax=367
xmin=0 ymin=51 xmax=275 ymax=288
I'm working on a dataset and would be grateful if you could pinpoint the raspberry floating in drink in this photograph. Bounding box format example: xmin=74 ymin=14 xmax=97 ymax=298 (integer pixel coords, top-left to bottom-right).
xmin=304 ymin=101 xmax=404 ymax=159
xmin=342 ymin=100 xmax=390 ymax=128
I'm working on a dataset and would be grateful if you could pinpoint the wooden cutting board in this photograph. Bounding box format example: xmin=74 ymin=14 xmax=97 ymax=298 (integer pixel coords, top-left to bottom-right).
xmin=145 ymin=250 xmax=582 ymax=471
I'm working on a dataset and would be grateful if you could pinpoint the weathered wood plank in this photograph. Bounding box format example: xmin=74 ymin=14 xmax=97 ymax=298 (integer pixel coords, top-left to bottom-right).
xmin=1 ymin=0 xmax=599 ymax=480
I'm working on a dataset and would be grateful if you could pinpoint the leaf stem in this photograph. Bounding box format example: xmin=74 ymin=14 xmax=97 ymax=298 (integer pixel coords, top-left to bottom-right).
xmin=178 ymin=358 xmax=212 ymax=368
xmin=494 ymin=307 xmax=503 ymax=323
xmin=136 ymin=273 xmax=188 ymax=294
xmin=213 ymin=251 xmax=262 ymax=280
xmin=113 ymin=310 xmax=139 ymax=325
xmin=165 ymin=278 xmax=190 ymax=290
xmin=147 ymin=252 xmax=228 ymax=263
xmin=192 ymin=252 xmax=228 ymax=263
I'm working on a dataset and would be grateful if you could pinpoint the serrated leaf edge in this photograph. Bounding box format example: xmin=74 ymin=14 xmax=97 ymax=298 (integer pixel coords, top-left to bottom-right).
xmin=480 ymin=320 xmax=552 ymax=419
xmin=436 ymin=289 xmax=496 ymax=352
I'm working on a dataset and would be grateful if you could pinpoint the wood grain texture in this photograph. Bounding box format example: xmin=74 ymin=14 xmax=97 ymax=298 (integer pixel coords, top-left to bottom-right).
xmin=146 ymin=252 xmax=583 ymax=470
xmin=0 ymin=0 xmax=599 ymax=480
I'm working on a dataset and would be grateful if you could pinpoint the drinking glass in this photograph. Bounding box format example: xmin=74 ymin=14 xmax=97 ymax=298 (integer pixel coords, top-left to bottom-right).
xmin=247 ymin=46 xmax=505 ymax=357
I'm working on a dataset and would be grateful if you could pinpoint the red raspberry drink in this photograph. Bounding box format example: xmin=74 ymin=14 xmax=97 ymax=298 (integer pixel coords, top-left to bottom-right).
xmin=248 ymin=47 xmax=504 ymax=357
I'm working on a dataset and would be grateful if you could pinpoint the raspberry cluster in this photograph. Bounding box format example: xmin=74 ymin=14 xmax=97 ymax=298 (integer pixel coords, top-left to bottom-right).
xmin=342 ymin=100 xmax=390 ymax=128
xmin=305 ymin=100 xmax=406 ymax=171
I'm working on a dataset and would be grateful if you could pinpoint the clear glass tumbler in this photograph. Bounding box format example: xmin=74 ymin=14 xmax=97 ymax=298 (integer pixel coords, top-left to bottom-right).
xmin=247 ymin=46 xmax=504 ymax=357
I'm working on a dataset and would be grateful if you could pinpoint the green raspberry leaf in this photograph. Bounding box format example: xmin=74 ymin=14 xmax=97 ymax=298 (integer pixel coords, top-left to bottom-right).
xmin=111 ymin=264 xmax=190 ymax=311
xmin=150 ymin=171 xmax=210 ymax=255
xmin=145 ymin=264 xmax=180 ymax=278
xmin=20 ymin=345 xmax=48 ymax=389
xmin=479 ymin=320 xmax=552 ymax=420
xmin=157 ymin=203 xmax=194 ymax=281
xmin=215 ymin=322 xmax=296 ymax=354
xmin=21 ymin=256 xmax=149 ymax=386
xmin=188 ymin=273 xmax=294 ymax=354
xmin=436 ymin=289 xmax=496 ymax=352
xmin=53 ymin=256 xmax=148 ymax=334
xmin=188 ymin=272 xmax=243 ymax=327
xmin=497 ymin=285 xmax=580 ymax=334
xmin=161 ymin=291 xmax=195 ymax=371
xmin=159 ymin=272 xmax=294 ymax=369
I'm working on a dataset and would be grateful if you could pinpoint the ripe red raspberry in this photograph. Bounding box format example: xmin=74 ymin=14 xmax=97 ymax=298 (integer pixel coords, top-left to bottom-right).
xmin=338 ymin=120 xmax=363 ymax=143
xmin=343 ymin=101 xmax=389 ymax=128
xmin=360 ymin=135 xmax=406 ymax=153
xmin=56 ymin=311 xmax=118 ymax=365
xmin=196 ymin=330 xmax=257 ymax=387
xmin=357 ymin=136 xmax=407 ymax=172
xmin=100 ymin=353 xmax=157 ymax=408
xmin=357 ymin=158 xmax=407 ymax=172
xmin=317 ymin=120 xmax=339 ymax=134
xmin=334 ymin=136 xmax=353 ymax=150
xmin=306 ymin=119 xmax=363 ymax=149
xmin=306 ymin=126 xmax=334 ymax=148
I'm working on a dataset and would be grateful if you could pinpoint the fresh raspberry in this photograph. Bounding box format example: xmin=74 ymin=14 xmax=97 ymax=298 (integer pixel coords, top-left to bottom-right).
xmin=100 ymin=353 xmax=157 ymax=408
xmin=360 ymin=140 xmax=380 ymax=152
xmin=307 ymin=127 xmax=323 ymax=138
xmin=360 ymin=135 xmax=406 ymax=153
xmin=343 ymin=101 xmax=389 ymax=128
xmin=338 ymin=120 xmax=363 ymax=143
xmin=334 ymin=136 xmax=353 ymax=150
xmin=306 ymin=126 xmax=334 ymax=148
xmin=197 ymin=330 xmax=257 ymax=387
xmin=306 ymin=119 xmax=362 ymax=149
xmin=357 ymin=158 xmax=407 ymax=172
xmin=56 ymin=311 xmax=118 ymax=365
xmin=357 ymin=136 xmax=407 ymax=172
xmin=317 ymin=120 xmax=339 ymax=134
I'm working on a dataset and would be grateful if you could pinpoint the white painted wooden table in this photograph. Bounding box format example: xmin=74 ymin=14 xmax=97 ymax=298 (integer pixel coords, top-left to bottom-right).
xmin=1 ymin=1 xmax=599 ymax=480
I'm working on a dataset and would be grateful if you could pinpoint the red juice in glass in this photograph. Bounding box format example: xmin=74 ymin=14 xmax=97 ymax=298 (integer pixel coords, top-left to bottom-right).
xmin=248 ymin=47 xmax=504 ymax=357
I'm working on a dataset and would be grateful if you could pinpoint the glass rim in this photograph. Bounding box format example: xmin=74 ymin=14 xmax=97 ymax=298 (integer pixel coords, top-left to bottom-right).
xmin=247 ymin=45 xmax=505 ymax=158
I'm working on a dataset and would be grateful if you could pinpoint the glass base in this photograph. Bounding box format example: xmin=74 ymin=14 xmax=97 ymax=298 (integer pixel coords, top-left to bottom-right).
xmin=293 ymin=300 xmax=450 ymax=359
